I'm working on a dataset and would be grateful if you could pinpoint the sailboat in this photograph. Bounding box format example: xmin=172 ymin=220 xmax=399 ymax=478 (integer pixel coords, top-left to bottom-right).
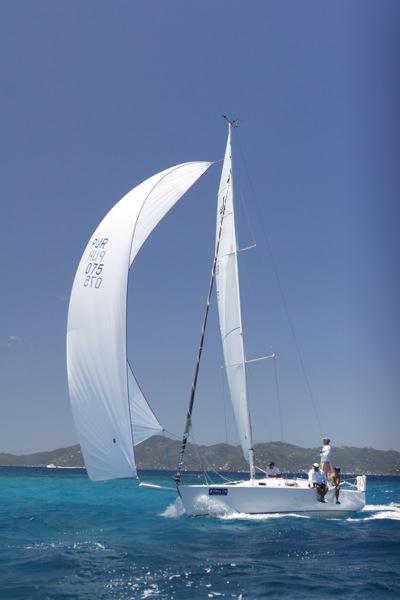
xmin=66 ymin=122 xmax=366 ymax=515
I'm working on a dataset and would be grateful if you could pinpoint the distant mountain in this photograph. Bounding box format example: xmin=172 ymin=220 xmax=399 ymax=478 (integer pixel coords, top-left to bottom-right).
xmin=0 ymin=445 xmax=83 ymax=468
xmin=1 ymin=437 xmax=399 ymax=475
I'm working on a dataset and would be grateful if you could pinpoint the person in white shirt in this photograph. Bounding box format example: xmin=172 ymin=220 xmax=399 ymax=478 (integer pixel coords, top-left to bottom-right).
xmin=265 ymin=461 xmax=282 ymax=478
xmin=308 ymin=462 xmax=328 ymax=502
xmin=320 ymin=437 xmax=333 ymax=480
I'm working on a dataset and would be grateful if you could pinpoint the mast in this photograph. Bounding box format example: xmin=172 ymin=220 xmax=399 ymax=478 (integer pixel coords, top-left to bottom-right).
xmin=175 ymin=175 xmax=228 ymax=483
xmin=175 ymin=121 xmax=256 ymax=483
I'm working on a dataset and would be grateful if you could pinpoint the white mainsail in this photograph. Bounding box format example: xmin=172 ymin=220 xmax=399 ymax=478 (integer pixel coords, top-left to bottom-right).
xmin=67 ymin=162 xmax=212 ymax=481
xmin=215 ymin=127 xmax=255 ymax=472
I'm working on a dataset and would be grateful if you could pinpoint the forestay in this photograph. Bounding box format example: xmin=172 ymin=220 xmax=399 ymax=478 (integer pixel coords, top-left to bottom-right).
xmin=67 ymin=162 xmax=211 ymax=481
xmin=215 ymin=128 xmax=254 ymax=465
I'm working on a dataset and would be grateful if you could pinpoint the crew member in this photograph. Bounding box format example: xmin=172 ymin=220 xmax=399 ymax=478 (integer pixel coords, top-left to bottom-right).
xmin=320 ymin=437 xmax=333 ymax=480
xmin=265 ymin=461 xmax=282 ymax=477
xmin=308 ymin=462 xmax=328 ymax=503
xmin=331 ymin=466 xmax=341 ymax=504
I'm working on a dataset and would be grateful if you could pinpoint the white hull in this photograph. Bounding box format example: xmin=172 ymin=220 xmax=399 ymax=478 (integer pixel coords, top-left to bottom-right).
xmin=178 ymin=477 xmax=366 ymax=516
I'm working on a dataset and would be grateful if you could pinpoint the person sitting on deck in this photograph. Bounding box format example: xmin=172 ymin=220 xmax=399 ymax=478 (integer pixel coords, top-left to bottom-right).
xmin=308 ymin=462 xmax=328 ymax=503
xmin=320 ymin=437 xmax=333 ymax=480
xmin=265 ymin=461 xmax=282 ymax=478
xmin=331 ymin=466 xmax=341 ymax=504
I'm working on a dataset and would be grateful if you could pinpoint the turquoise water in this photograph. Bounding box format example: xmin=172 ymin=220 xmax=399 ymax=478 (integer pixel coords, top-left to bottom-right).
xmin=0 ymin=468 xmax=399 ymax=599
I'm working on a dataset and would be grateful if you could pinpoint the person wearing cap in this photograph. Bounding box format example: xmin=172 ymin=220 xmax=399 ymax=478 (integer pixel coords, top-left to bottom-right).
xmin=331 ymin=466 xmax=341 ymax=504
xmin=308 ymin=462 xmax=328 ymax=502
xmin=320 ymin=437 xmax=333 ymax=480
xmin=265 ymin=461 xmax=282 ymax=478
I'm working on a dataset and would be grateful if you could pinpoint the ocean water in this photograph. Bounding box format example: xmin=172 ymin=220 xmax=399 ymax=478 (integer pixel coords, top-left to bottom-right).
xmin=0 ymin=468 xmax=399 ymax=599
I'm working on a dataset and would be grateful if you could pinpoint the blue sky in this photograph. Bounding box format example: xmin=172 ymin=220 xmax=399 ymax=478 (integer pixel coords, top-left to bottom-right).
xmin=1 ymin=1 xmax=399 ymax=454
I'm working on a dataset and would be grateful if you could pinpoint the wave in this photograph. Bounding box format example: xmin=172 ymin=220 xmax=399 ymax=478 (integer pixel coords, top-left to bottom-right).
xmin=160 ymin=496 xmax=310 ymax=520
xmin=160 ymin=499 xmax=400 ymax=522
xmin=23 ymin=540 xmax=107 ymax=551
xmin=363 ymin=502 xmax=400 ymax=512
xmin=347 ymin=502 xmax=400 ymax=522
xmin=218 ymin=511 xmax=310 ymax=521
xmin=159 ymin=498 xmax=186 ymax=518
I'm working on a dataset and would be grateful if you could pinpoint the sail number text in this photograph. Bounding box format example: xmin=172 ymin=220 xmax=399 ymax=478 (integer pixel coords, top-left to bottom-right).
xmin=83 ymin=238 xmax=108 ymax=289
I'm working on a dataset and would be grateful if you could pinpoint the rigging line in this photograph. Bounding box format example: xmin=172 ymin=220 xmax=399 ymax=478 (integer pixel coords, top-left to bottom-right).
xmin=255 ymin=465 xmax=266 ymax=473
xmin=162 ymin=428 xmax=181 ymax=441
xmin=234 ymin=130 xmax=323 ymax=437
xmin=273 ymin=354 xmax=284 ymax=442
xmin=175 ymin=176 xmax=230 ymax=482
xmin=190 ymin=430 xmax=235 ymax=483
xmin=208 ymin=466 xmax=236 ymax=483
xmin=188 ymin=429 xmax=210 ymax=484
xmin=236 ymin=177 xmax=257 ymax=249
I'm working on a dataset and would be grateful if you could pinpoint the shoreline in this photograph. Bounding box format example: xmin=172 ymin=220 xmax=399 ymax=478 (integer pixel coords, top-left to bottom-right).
xmin=0 ymin=465 xmax=399 ymax=477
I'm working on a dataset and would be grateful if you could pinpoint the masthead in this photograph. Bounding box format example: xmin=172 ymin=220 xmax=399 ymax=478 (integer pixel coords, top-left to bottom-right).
xmin=223 ymin=114 xmax=239 ymax=128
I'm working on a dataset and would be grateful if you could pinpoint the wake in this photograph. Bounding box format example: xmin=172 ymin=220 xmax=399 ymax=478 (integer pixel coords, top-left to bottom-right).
xmin=347 ymin=503 xmax=400 ymax=522
xmin=218 ymin=511 xmax=310 ymax=521
xmin=160 ymin=499 xmax=400 ymax=521
xmin=160 ymin=497 xmax=309 ymax=520
xmin=160 ymin=498 xmax=186 ymax=518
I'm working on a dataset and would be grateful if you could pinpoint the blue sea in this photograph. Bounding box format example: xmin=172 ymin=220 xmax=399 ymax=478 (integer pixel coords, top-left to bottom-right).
xmin=0 ymin=468 xmax=399 ymax=599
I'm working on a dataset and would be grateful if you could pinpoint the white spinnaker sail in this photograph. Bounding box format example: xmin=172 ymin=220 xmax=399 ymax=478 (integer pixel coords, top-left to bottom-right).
xmin=215 ymin=129 xmax=254 ymax=462
xmin=127 ymin=362 xmax=162 ymax=445
xmin=67 ymin=162 xmax=211 ymax=481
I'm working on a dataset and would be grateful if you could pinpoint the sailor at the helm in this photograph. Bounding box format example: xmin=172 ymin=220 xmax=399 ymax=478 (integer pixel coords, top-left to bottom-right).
xmin=265 ymin=461 xmax=282 ymax=478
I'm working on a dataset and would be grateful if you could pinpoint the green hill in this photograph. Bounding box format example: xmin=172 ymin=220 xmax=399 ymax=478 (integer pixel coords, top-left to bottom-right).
xmin=1 ymin=436 xmax=399 ymax=475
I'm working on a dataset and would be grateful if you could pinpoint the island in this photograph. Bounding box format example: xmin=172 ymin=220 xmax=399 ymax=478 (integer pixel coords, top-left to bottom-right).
xmin=0 ymin=436 xmax=399 ymax=475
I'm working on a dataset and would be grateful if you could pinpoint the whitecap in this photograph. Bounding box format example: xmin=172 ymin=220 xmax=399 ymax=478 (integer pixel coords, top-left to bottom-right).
xmin=362 ymin=502 xmax=400 ymax=512
xmin=347 ymin=502 xmax=400 ymax=522
xmin=23 ymin=540 xmax=108 ymax=552
xmin=159 ymin=498 xmax=185 ymax=518
xmin=141 ymin=584 xmax=159 ymax=598
xmin=219 ymin=511 xmax=310 ymax=521
xmin=94 ymin=542 xmax=106 ymax=550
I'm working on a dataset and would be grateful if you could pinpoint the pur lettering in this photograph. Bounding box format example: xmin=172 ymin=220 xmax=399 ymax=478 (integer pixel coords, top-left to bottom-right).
xmin=91 ymin=238 xmax=108 ymax=249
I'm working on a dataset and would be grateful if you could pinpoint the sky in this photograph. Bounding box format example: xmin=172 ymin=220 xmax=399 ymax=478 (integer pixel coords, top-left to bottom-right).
xmin=1 ymin=1 xmax=399 ymax=454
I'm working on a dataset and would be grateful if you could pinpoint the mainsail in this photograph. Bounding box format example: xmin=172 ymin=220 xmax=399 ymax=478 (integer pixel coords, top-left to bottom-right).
xmin=67 ymin=162 xmax=212 ymax=481
xmin=215 ymin=127 xmax=255 ymax=473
